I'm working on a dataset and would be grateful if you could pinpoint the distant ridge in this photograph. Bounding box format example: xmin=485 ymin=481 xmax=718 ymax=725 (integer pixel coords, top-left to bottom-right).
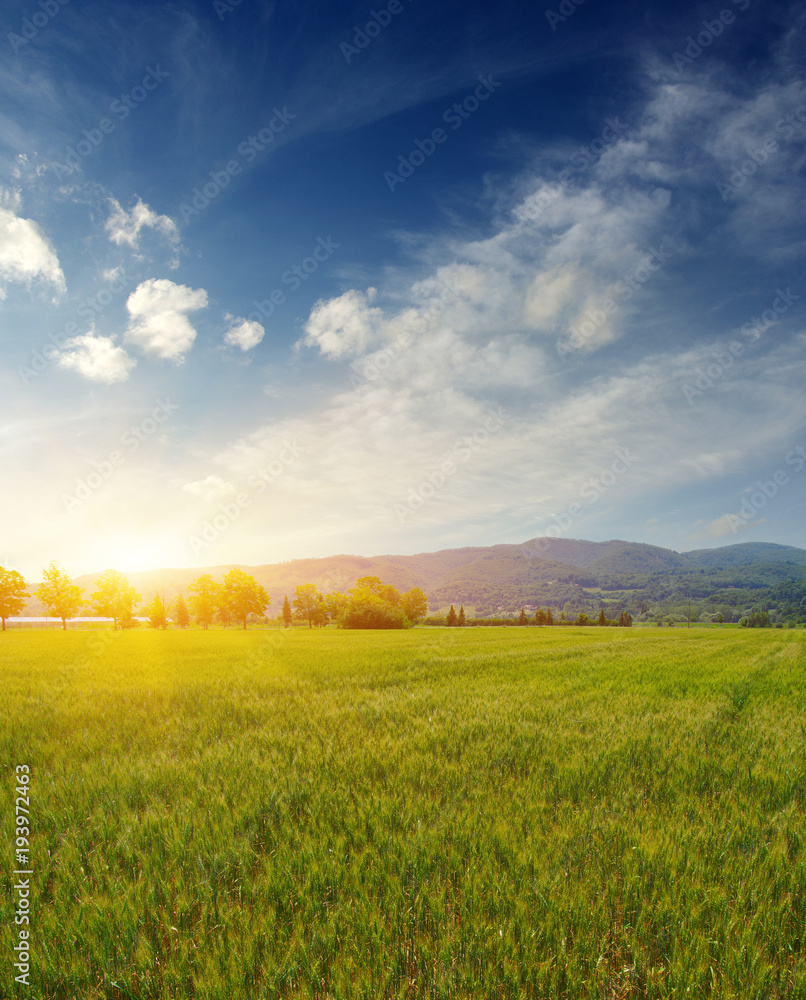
xmin=19 ymin=537 xmax=802 ymax=616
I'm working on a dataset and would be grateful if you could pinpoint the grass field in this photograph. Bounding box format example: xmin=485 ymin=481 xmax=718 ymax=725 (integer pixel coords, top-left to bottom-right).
xmin=1 ymin=627 xmax=804 ymax=999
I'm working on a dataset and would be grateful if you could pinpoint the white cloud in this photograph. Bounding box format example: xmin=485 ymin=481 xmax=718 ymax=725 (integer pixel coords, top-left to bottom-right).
xmin=125 ymin=279 xmax=208 ymax=361
xmin=0 ymin=198 xmax=65 ymax=298
xmin=57 ymin=331 xmax=136 ymax=383
xmin=182 ymin=475 xmax=234 ymax=500
xmin=224 ymin=315 xmax=265 ymax=351
xmin=105 ymin=197 xmax=179 ymax=249
xmin=301 ymin=287 xmax=381 ymax=358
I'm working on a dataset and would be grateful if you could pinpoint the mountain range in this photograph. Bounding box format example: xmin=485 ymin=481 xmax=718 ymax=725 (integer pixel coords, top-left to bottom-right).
xmin=23 ymin=538 xmax=806 ymax=621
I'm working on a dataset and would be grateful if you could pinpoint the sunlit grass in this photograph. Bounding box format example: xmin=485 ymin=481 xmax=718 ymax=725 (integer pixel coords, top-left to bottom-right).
xmin=1 ymin=628 xmax=804 ymax=998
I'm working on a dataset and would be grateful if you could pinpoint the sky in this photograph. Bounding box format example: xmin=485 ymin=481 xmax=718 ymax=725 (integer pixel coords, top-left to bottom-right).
xmin=1 ymin=0 xmax=805 ymax=580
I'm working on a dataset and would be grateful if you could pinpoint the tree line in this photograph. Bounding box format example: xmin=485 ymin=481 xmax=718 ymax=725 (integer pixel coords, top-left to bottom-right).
xmin=0 ymin=564 xmax=428 ymax=631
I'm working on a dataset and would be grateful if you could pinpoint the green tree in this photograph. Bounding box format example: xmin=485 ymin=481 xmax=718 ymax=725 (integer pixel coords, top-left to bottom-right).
xmin=576 ymin=613 xmax=589 ymax=626
xmin=220 ymin=569 xmax=270 ymax=629
xmin=187 ymin=574 xmax=220 ymax=629
xmin=545 ymin=608 xmax=554 ymax=625
xmin=458 ymin=605 xmax=466 ymax=627
xmin=598 ymin=609 xmax=607 ymax=627
xmin=0 ymin=566 xmax=28 ymax=631
xmin=324 ymin=591 xmax=350 ymax=623
xmin=446 ymin=605 xmax=458 ymax=627
xmin=282 ymin=595 xmax=292 ymax=628
xmin=402 ymin=586 xmax=428 ymax=623
xmin=173 ymin=593 xmax=190 ymax=629
xmin=340 ymin=588 xmax=411 ymax=629
xmin=36 ymin=562 xmax=83 ymax=630
xmin=86 ymin=569 xmax=140 ymax=630
xmin=293 ymin=583 xmax=323 ymax=629
xmin=147 ymin=594 xmax=169 ymax=629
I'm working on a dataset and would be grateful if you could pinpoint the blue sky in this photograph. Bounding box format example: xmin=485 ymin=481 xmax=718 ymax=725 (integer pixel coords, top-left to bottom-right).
xmin=1 ymin=0 xmax=805 ymax=579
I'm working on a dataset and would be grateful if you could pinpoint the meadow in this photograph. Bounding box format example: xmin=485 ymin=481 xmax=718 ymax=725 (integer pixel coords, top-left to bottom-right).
xmin=1 ymin=627 xmax=804 ymax=999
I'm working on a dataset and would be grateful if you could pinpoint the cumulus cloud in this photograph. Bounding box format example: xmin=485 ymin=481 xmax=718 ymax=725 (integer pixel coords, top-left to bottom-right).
xmin=224 ymin=315 xmax=265 ymax=351
xmin=57 ymin=331 xmax=136 ymax=383
xmin=0 ymin=198 xmax=65 ymax=298
xmin=182 ymin=475 xmax=235 ymax=500
xmin=105 ymin=197 xmax=179 ymax=249
xmin=125 ymin=279 xmax=208 ymax=361
xmin=301 ymin=288 xmax=382 ymax=358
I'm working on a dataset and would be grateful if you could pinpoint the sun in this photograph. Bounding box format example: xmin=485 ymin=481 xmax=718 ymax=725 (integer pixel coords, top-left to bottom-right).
xmin=87 ymin=537 xmax=168 ymax=576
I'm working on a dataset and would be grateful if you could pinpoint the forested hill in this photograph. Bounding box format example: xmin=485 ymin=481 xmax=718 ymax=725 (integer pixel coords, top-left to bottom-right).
xmin=43 ymin=537 xmax=806 ymax=623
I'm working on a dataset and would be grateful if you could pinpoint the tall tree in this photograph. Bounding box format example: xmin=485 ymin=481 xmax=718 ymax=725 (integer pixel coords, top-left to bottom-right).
xmin=220 ymin=569 xmax=270 ymax=629
xmin=293 ymin=583 xmax=323 ymax=629
xmin=598 ymin=609 xmax=607 ymax=627
xmin=518 ymin=608 xmax=527 ymax=626
xmin=0 ymin=567 xmax=28 ymax=631
xmin=535 ymin=608 xmax=546 ymax=626
xmin=545 ymin=608 xmax=554 ymax=626
xmin=282 ymin=595 xmax=292 ymax=628
xmin=173 ymin=593 xmax=190 ymax=629
xmin=324 ymin=591 xmax=349 ymax=624
xmin=446 ymin=605 xmax=458 ymax=627
xmin=402 ymin=586 xmax=428 ymax=624
xmin=147 ymin=594 xmax=169 ymax=629
xmin=86 ymin=569 xmax=140 ymax=630
xmin=187 ymin=574 xmax=220 ymax=629
xmin=36 ymin=562 xmax=83 ymax=630
xmin=458 ymin=605 xmax=466 ymax=627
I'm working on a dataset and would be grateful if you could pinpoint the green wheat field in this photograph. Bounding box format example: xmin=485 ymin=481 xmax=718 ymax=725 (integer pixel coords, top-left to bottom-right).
xmin=1 ymin=627 xmax=804 ymax=999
